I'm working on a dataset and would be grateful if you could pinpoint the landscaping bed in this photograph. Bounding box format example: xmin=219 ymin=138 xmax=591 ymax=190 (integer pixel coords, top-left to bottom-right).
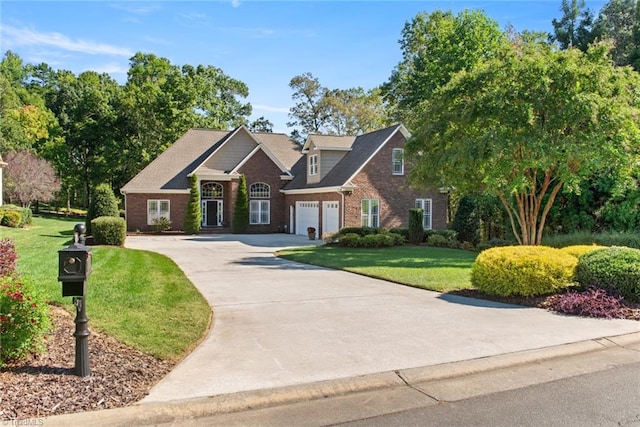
xmin=450 ymin=289 xmax=640 ymax=321
xmin=0 ymin=305 xmax=174 ymax=420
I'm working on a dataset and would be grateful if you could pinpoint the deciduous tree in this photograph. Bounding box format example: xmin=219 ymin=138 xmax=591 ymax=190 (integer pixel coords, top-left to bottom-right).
xmin=407 ymin=42 xmax=640 ymax=245
xmin=3 ymin=151 xmax=60 ymax=207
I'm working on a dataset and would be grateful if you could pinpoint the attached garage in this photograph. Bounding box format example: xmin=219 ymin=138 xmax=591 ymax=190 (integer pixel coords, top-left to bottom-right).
xmin=295 ymin=201 xmax=319 ymax=235
xmin=323 ymin=201 xmax=339 ymax=234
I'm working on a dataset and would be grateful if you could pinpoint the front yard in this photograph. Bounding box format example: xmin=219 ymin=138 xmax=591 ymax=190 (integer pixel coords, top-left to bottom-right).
xmin=276 ymin=245 xmax=477 ymax=292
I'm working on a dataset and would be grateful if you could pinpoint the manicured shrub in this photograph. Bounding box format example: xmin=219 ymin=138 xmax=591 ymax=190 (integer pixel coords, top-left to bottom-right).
xmin=559 ymin=245 xmax=606 ymax=259
xmin=338 ymin=233 xmax=362 ymax=247
xmin=1 ymin=210 xmax=21 ymax=228
xmin=361 ymin=233 xmax=395 ymax=248
xmin=339 ymin=227 xmax=375 ymax=237
xmin=575 ymin=246 xmax=640 ymax=302
xmin=91 ymin=216 xmax=126 ymax=246
xmin=0 ymin=205 xmax=31 ymax=227
xmin=551 ymin=287 xmax=626 ymax=319
xmin=471 ymin=246 xmax=578 ymax=297
xmin=0 ymin=238 xmax=17 ymax=277
xmin=152 ymin=216 xmax=172 ymax=233
xmin=86 ymin=184 xmax=119 ymax=234
xmin=232 ymin=175 xmax=249 ymax=233
xmin=0 ymin=276 xmax=51 ymax=367
xmin=427 ymin=234 xmax=448 ymax=247
xmin=390 ymin=227 xmax=409 ymax=240
xmin=408 ymin=208 xmax=424 ymax=244
xmin=184 ymin=174 xmax=201 ymax=234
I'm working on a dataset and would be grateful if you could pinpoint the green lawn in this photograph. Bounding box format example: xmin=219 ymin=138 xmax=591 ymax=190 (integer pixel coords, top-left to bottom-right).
xmin=2 ymin=216 xmax=210 ymax=361
xmin=277 ymin=245 xmax=477 ymax=292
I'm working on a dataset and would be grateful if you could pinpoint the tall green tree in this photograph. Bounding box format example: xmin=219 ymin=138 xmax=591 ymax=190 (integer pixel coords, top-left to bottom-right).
xmin=594 ymin=0 xmax=639 ymax=67
xmin=287 ymin=72 xmax=389 ymax=140
xmin=184 ymin=174 xmax=201 ymax=234
xmin=382 ymin=9 xmax=504 ymax=130
xmin=407 ymin=42 xmax=640 ymax=245
xmin=550 ymin=0 xmax=597 ymax=50
xmin=232 ymin=175 xmax=249 ymax=233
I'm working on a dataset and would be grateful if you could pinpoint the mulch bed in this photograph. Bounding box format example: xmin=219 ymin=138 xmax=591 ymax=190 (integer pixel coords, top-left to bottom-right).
xmin=0 ymin=305 xmax=174 ymax=421
xmin=449 ymin=289 xmax=640 ymax=321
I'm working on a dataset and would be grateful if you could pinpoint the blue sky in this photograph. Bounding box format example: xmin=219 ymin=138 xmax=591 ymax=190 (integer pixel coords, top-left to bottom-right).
xmin=1 ymin=1 xmax=607 ymax=133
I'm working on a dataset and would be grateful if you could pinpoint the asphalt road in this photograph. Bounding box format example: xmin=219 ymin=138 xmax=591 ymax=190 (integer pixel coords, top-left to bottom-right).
xmin=338 ymin=362 xmax=640 ymax=427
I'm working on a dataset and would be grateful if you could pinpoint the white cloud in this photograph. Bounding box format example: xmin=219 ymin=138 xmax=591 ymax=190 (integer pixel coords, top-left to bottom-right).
xmin=231 ymin=0 xmax=241 ymax=7
xmin=1 ymin=25 xmax=133 ymax=57
xmin=253 ymin=104 xmax=289 ymax=113
xmin=109 ymin=3 xmax=162 ymax=15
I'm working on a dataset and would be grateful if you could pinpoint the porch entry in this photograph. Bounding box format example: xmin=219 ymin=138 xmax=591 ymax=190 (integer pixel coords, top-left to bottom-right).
xmin=201 ymin=200 xmax=223 ymax=227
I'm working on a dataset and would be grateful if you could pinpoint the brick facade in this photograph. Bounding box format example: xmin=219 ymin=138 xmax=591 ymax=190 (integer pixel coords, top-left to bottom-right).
xmin=125 ymin=193 xmax=189 ymax=232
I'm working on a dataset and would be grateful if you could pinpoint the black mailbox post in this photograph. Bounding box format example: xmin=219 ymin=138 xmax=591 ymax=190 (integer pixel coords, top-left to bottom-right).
xmin=58 ymin=224 xmax=92 ymax=377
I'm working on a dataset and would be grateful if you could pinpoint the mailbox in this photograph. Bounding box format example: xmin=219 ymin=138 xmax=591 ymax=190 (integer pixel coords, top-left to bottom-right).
xmin=58 ymin=244 xmax=92 ymax=297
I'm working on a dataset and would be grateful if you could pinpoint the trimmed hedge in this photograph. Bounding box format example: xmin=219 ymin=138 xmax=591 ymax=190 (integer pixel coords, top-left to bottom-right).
xmin=338 ymin=232 xmax=404 ymax=248
xmin=575 ymin=246 xmax=640 ymax=302
xmin=471 ymin=246 xmax=578 ymax=297
xmin=1 ymin=210 xmax=21 ymax=228
xmin=91 ymin=216 xmax=126 ymax=246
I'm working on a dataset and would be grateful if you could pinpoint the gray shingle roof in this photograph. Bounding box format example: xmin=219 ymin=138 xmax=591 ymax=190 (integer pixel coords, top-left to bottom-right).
xmin=283 ymin=124 xmax=404 ymax=191
xmin=121 ymin=128 xmax=301 ymax=193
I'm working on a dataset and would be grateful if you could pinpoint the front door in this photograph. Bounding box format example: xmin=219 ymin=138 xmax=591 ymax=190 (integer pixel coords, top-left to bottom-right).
xmin=202 ymin=200 xmax=223 ymax=226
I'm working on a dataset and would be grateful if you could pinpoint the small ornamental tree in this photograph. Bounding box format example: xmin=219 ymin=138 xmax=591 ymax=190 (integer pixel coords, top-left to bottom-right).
xmin=232 ymin=175 xmax=249 ymax=233
xmin=86 ymin=183 xmax=119 ymax=235
xmin=451 ymin=194 xmax=480 ymax=246
xmin=184 ymin=174 xmax=201 ymax=234
xmin=4 ymin=151 xmax=60 ymax=207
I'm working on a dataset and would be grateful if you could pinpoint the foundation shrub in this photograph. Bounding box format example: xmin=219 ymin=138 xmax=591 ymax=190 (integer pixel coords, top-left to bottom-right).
xmin=575 ymin=246 xmax=640 ymax=302
xmin=471 ymin=246 xmax=578 ymax=297
xmin=361 ymin=233 xmax=396 ymax=248
xmin=338 ymin=233 xmax=362 ymax=247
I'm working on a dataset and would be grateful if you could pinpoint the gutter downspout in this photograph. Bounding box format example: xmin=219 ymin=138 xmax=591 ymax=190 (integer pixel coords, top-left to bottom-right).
xmin=337 ymin=189 xmax=346 ymax=229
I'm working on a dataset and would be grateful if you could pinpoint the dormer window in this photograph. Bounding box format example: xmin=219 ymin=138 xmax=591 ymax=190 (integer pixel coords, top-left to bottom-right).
xmin=392 ymin=148 xmax=404 ymax=175
xmin=309 ymin=154 xmax=318 ymax=176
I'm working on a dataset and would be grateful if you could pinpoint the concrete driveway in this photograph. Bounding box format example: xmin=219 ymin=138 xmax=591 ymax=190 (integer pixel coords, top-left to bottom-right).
xmin=125 ymin=234 xmax=640 ymax=404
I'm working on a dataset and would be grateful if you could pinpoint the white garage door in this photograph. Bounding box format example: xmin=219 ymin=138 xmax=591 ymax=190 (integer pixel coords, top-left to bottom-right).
xmin=323 ymin=201 xmax=339 ymax=234
xmin=296 ymin=201 xmax=319 ymax=235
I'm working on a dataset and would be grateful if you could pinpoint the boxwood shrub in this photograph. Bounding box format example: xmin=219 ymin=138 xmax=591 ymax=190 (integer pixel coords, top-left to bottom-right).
xmin=0 ymin=205 xmax=32 ymax=228
xmin=575 ymin=246 xmax=640 ymax=302
xmin=471 ymin=246 xmax=578 ymax=297
xmin=91 ymin=216 xmax=126 ymax=246
xmin=1 ymin=210 xmax=21 ymax=228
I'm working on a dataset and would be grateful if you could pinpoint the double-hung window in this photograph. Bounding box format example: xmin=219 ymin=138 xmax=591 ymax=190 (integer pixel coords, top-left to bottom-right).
xmin=415 ymin=199 xmax=432 ymax=230
xmin=309 ymin=154 xmax=318 ymax=176
xmin=249 ymin=183 xmax=270 ymax=224
xmin=392 ymin=148 xmax=404 ymax=175
xmin=361 ymin=199 xmax=379 ymax=228
xmin=147 ymin=200 xmax=170 ymax=225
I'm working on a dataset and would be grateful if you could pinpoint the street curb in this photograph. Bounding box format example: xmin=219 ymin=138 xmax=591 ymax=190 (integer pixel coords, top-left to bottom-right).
xmin=42 ymin=331 xmax=640 ymax=426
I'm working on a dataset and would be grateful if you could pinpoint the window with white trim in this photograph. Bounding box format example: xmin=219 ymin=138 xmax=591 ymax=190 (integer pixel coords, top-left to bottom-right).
xmin=249 ymin=182 xmax=270 ymax=198
xmin=415 ymin=199 xmax=432 ymax=230
xmin=250 ymin=200 xmax=270 ymax=224
xmin=309 ymin=154 xmax=318 ymax=176
xmin=147 ymin=199 xmax=170 ymax=225
xmin=361 ymin=199 xmax=379 ymax=227
xmin=392 ymin=148 xmax=404 ymax=175
xmin=249 ymin=182 xmax=270 ymax=224
xmin=202 ymin=182 xmax=223 ymax=199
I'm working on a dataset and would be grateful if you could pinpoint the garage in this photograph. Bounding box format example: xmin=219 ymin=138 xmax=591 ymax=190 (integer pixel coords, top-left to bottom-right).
xmin=295 ymin=201 xmax=319 ymax=235
xmin=323 ymin=201 xmax=339 ymax=234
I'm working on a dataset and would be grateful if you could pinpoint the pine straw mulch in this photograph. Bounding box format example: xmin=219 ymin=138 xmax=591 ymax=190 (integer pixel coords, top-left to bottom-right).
xmin=449 ymin=289 xmax=640 ymax=321
xmin=0 ymin=305 xmax=175 ymax=421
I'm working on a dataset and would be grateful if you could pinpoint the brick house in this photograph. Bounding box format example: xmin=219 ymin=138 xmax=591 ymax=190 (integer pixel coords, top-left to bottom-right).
xmin=120 ymin=124 xmax=448 ymax=234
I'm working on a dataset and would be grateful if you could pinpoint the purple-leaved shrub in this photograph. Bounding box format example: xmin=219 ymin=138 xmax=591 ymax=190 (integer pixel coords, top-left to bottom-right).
xmin=0 ymin=238 xmax=17 ymax=277
xmin=552 ymin=287 xmax=626 ymax=319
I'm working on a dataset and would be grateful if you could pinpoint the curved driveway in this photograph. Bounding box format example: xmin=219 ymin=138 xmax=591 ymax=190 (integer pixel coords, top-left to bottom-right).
xmin=125 ymin=234 xmax=640 ymax=403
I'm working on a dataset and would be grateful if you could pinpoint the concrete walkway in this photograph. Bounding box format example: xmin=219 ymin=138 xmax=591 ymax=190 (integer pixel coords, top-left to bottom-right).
xmin=122 ymin=234 xmax=640 ymax=404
